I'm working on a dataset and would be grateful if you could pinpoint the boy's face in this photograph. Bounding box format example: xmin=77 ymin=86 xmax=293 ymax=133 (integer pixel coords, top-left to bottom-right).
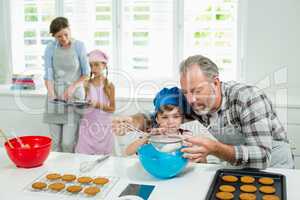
xmin=156 ymin=107 xmax=183 ymax=131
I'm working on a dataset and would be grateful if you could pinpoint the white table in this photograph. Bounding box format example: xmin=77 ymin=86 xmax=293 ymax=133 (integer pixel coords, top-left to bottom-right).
xmin=0 ymin=149 xmax=299 ymax=200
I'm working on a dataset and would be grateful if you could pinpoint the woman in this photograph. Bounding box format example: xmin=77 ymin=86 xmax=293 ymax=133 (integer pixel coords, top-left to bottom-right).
xmin=43 ymin=17 xmax=90 ymax=152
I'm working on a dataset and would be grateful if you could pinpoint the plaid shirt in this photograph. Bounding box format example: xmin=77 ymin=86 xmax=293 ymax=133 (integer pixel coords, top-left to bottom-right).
xmin=183 ymin=81 xmax=289 ymax=169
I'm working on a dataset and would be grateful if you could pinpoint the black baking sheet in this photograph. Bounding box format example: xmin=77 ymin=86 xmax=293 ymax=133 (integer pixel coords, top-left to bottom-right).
xmin=205 ymin=168 xmax=286 ymax=200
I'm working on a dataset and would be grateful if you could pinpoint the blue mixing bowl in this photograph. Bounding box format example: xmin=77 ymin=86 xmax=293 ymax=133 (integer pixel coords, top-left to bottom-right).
xmin=137 ymin=144 xmax=188 ymax=179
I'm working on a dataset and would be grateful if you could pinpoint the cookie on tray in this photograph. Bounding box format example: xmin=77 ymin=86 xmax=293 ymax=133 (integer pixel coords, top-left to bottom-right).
xmin=240 ymin=185 xmax=257 ymax=193
xmin=46 ymin=173 xmax=61 ymax=181
xmin=215 ymin=191 xmax=234 ymax=200
xmin=240 ymin=176 xmax=255 ymax=184
xmin=262 ymin=194 xmax=280 ymax=200
xmin=259 ymin=186 xmax=276 ymax=194
xmin=66 ymin=185 xmax=83 ymax=193
xmin=84 ymin=186 xmax=101 ymax=196
xmin=221 ymin=175 xmax=238 ymax=183
xmin=32 ymin=182 xmax=47 ymax=190
xmin=259 ymin=177 xmax=274 ymax=185
xmin=93 ymin=177 xmax=109 ymax=185
xmin=61 ymin=174 xmax=77 ymax=182
xmin=77 ymin=176 xmax=93 ymax=184
xmin=239 ymin=193 xmax=257 ymax=200
xmin=48 ymin=182 xmax=65 ymax=191
xmin=219 ymin=185 xmax=236 ymax=193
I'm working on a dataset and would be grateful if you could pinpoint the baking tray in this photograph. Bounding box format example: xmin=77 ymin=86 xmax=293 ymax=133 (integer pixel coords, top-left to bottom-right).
xmin=205 ymin=168 xmax=286 ymax=200
xmin=24 ymin=171 xmax=119 ymax=199
xmin=50 ymin=99 xmax=90 ymax=108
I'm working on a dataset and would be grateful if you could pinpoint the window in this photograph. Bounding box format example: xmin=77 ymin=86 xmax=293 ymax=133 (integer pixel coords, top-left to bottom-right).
xmin=184 ymin=0 xmax=238 ymax=81
xmin=64 ymin=0 xmax=113 ymax=66
xmin=120 ymin=0 xmax=174 ymax=81
xmin=9 ymin=0 xmax=238 ymax=87
xmin=10 ymin=0 xmax=55 ymax=74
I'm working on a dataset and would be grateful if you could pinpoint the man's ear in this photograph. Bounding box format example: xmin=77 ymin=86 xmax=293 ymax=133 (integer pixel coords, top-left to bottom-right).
xmin=213 ymin=76 xmax=220 ymax=87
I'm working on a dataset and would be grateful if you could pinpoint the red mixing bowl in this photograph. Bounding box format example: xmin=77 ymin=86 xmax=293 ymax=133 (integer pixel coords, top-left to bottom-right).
xmin=4 ymin=135 xmax=52 ymax=168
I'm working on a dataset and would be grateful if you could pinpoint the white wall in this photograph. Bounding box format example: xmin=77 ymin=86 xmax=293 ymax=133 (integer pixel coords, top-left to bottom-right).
xmin=241 ymin=0 xmax=300 ymax=166
xmin=0 ymin=0 xmax=5 ymax=83
xmin=242 ymin=0 xmax=300 ymax=105
xmin=0 ymin=0 xmax=11 ymax=84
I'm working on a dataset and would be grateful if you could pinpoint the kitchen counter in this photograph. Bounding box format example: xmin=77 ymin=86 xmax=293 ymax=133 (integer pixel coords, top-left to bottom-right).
xmin=0 ymin=149 xmax=300 ymax=200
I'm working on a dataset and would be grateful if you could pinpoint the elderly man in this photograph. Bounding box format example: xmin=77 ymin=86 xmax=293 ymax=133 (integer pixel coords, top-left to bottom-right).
xmin=114 ymin=55 xmax=294 ymax=169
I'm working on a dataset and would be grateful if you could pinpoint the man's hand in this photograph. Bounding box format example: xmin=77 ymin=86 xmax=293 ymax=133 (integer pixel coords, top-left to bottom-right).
xmin=112 ymin=116 xmax=135 ymax=136
xmin=181 ymin=136 xmax=218 ymax=163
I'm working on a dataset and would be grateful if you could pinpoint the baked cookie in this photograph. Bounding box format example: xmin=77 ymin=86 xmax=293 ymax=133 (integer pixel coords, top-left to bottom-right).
xmin=240 ymin=185 xmax=257 ymax=193
xmin=259 ymin=177 xmax=274 ymax=185
xmin=241 ymin=176 xmax=255 ymax=184
xmin=221 ymin=175 xmax=238 ymax=183
xmin=66 ymin=185 xmax=83 ymax=193
xmin=84 ymin=186 xmax=101 ymax=196
xmin=219 ymin=185 xmax=236 ymax=193
xmin=215 ymin=191 xmax=234 ymax=200
xmin=262 ymin=194 xmax=280 ymax=200
xmin=93 ymin=177 xmax=109 ymax=185
xmin=239 ymin=193 xmax=257 ymax=200
xmin=32 ymin=182 xmax=47 ymax=190
xmin=62 ymin=174 xmax=77 ymax=182
xmin=48 ymin=182 xmax=65 ymax=191
xmin=46 ymin=173 xmax=61 ymax=181
xmin=78 ymin=176 xmax=93 ymax=184
xmin=259 ymin=186 xmax=276 ymax=194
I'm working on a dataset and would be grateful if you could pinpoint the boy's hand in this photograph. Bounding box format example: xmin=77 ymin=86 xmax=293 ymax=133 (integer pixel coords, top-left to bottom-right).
xmin=149 ymin=128 xmax=166 ymax=135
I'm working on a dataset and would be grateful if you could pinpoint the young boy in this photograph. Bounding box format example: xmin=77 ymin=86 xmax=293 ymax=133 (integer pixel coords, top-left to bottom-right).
xmin=125 ymin=87 xmax=191 ymax=156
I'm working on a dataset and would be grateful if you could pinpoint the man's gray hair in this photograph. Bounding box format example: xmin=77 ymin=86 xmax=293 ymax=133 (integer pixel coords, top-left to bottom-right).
xmin=179 ymin=55 xmax=219 ymax=79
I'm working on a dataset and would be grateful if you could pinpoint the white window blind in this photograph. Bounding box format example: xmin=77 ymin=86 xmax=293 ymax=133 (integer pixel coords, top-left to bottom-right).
xmin=64 ymin=0 xmax=113 ymax=65
xmin=184 ymin=0 xmax=238 ymax=81
xmin=9 ymin=0 xmax=238 ymax=88
xmin=120 ymin=0 xmax=174 ymax=81
xmin=10 ymin=0 xmax=55 ymax=74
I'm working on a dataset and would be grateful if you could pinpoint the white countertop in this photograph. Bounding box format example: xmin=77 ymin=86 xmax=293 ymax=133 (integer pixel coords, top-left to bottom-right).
xmin=0 ymin=149 xmax=300 ymax=200
xmin=0 ymin=84 xmax=47 ymax=97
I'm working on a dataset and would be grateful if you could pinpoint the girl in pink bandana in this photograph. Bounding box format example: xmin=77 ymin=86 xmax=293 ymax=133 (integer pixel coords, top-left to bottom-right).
xmin=75 ymin=50 xmax=115 ymax=155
